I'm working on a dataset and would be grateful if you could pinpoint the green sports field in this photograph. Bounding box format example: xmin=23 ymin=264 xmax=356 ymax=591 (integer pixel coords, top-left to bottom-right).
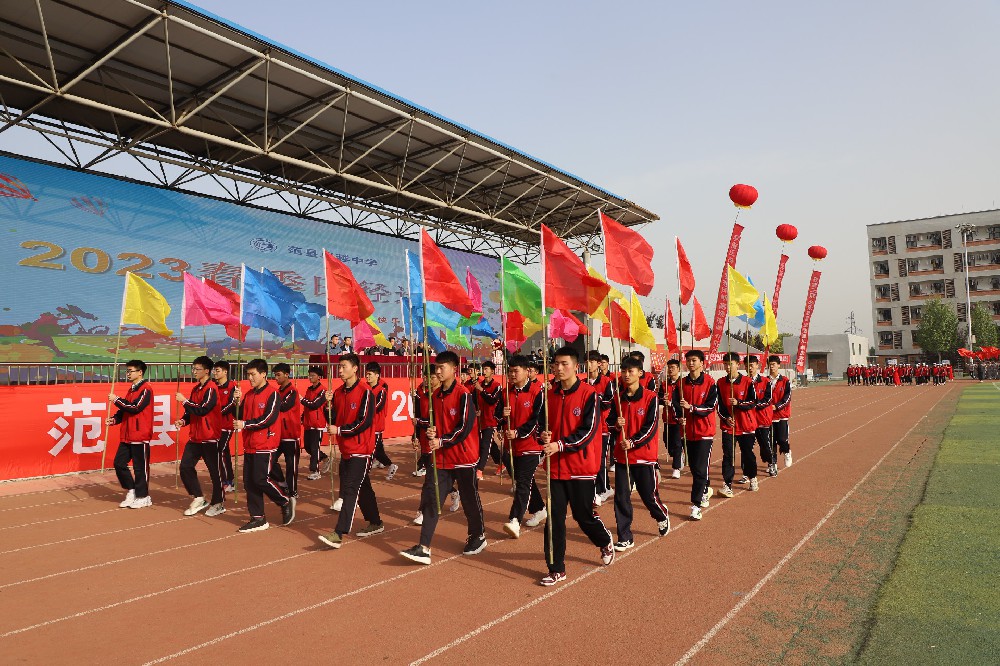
xmin=858 ymin=383 xmax=1000 ymax=664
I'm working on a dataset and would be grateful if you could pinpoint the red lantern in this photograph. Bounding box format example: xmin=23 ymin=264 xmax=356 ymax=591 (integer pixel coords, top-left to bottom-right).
xmin=808 ymin=245 xmax=828 ymax=261
xmin=729 ymin=184 xmax=758 ymax=209
xmin=775 ymin=224 xmax=798 ymax=243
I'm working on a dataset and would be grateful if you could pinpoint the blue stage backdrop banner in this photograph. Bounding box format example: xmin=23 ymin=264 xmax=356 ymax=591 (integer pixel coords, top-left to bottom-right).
xmin=0 ymin=154 xmax=501 ymax=362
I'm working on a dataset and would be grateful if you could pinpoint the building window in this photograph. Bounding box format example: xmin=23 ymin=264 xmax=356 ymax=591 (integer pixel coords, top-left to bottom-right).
xmin=877 ymin=308 xmax=892 ymax=323
xmin=988 ymin=225 xmax=1000 ymax=240
xmin=911 ymin=305 xmax=923 ymax=320
xmin=993 ymin=302 xmax=1000 ymax=316
xmin=872 ymin=237 xmax=887 ymax=252
xmin=876 ymin=285 xmax=890 ymax=299
xmin=970 ymin=278 xmax=979 ymax=292
xmin=909 ymin=283 xmax=921 ymax=297
xmin=932 ymin=281 xmax=944 ymax=294
xmin=930 ymin=256 xmax=943 ymax=270
xmin=911 ymin=330 xmax=920 ymax=345
xmin=874 ymin=261 xmax=889 ymax=276
xmin=879 ymin=332 xmax=893 ymax=346
xmin=991 ymin=277 xmax=1000 ymax=290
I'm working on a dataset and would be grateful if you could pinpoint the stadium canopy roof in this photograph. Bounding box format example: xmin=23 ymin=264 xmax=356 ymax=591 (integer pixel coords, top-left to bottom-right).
xmin=0 ymin=0 xmax=658 ymax=262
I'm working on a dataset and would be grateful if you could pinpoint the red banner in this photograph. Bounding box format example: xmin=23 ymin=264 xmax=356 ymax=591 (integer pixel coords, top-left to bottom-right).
xmin=772 ymin=253 xmax=789 ymax=316
xmin=795 ymin=270 xmax=822 ymax=373
xmin=708 ymin=223 xmax=745 ymax=355
xmin=0 ymin=377 xmax=417 ymax=482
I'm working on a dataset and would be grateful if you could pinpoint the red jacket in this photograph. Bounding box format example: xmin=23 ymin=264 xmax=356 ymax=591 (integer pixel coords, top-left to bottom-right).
xmin=474 ymin=377 xmax=502 ymax=429
xmin=659 ymin=378 xmax=679 ymax=426
xmin=770 ymin=375 xmax=792 ymax=421
xmin=369 ymin=378 xmax=389 ymax=433
xmin=240 ymin=382 xmax=281 ymax=452
xmin=180 ymin=379 xmax=220 ymax=442
xmin=331 ymin=380 xmax=375 ymax=457
xmin=752 ymin=373 xmax=773 ymax=430
xmin=112 ymin=379 xmax=154 ymax=443
xmin=431 ymin=381 xmax=479 ymax=469
xmin=499 ymin=380 xmax=544 ymax=455
xmin=301 ymin=382 xmax=328 ymax=429
xmin=546 ymin=378 xmax=600 ymax=480
xmin=277 ymin=382 xmax=302 ymax=441
xmin=671 ymin=372 xmax=718 ymax=441
xmin=610 ymin=384 xmax=660 ymax=466
xmin=413 ymin=383 xmax=431 ymax=454
xmin=717 ymin=374 xmax=757 ymax=435
xmin=587 ymin=373 xmax=615 ymax=436
xmin=216 ymin=379 xmax=237 ymax=431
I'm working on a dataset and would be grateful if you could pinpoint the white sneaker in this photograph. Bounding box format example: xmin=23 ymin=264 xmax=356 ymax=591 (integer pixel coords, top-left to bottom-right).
xmin=690 ymin=505 xmax=702 ymax=520
xmin=593 ymin=493 xmax=603 ymax=507
xmin=600 ymin=489 xmax=615 ymax=503
xmin=306 ymin=471 xmax=322 ymax=481
xmin=502 ymin=519 xmax=521 ymax=539
xmin=386 ymin=463 xmax=399 ymax=481
xmin=525 ymin=508 xmax=547 ymax=527
xmin=205 ymin=503 xmax=226 ymax=517
xmin=119 ymin=489 xmax=135 ymax=508
xmin=784 ymin=452 xmax=793 ymax=468
xmin=319 ymin=457 xmax=333 ymax=474
xmin=413 ymin=511 xmax=424 ymax=526
xmin=129 ymin=495 xmax=152 ymax=509
xmin=719 ymin=484 xmax=734 ymax=498
xmin=331 ymin=497 xmax=343 ymax=512
xmin=184 ymin=497 xmax=209 ymax=516
xmin=671 ymin=469 xmax=681 ymax=479
xmin=750 ymin=478 xmax=760 ymax=492
xmin=412 ymin=468 xmax=426 ymax=477
xmin=223 ymin=483 xmax=236 ymax=494
xmin=700 ymin=486 xmax=713 ymax=508
xmin=372 ymin=460 xmax=386 ymax=469
xmin=449 ymin=491 xmax=461 ymax=512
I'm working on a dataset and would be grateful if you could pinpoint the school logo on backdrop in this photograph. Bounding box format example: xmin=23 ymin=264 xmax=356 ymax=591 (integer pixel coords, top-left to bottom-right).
xmin=250 ymin=237 xmax=277 ymax=253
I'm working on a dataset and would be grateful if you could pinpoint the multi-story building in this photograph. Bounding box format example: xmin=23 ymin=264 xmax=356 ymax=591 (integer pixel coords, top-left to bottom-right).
xmin=867 ymin=210 xmax=1000 ymax=362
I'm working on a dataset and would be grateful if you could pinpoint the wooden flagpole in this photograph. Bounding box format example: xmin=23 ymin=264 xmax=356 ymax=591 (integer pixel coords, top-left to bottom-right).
xmin=173 ymin=276 xmax=186 ymax=488
xmin=418 ymin=239 xmax=442 ymax=514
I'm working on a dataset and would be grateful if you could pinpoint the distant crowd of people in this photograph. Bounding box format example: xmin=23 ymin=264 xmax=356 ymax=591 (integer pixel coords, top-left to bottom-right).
xmin=846 ymin=363 xmax=952 ymax=386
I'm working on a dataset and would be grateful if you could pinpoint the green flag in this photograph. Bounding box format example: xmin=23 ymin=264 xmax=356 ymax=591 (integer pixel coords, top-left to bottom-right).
xmin=502 ymin=257 xmax=542 ymax=322
xmin=445 ymin=326 xmax=473 ymax=349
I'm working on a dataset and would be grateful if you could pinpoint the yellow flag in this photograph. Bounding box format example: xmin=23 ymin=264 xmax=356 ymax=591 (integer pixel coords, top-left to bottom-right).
xmin=366 ymin=316 xmax=391 ymax=348
xmin=760 ymin=292 xmax=779 ymax=346
xmin=587 ymin=267 xmax=624 ymax=323
xmin=727 ymin=266 xmax=760 ymax=318
xmin=523 ymin=318 xmax=545 ymax=338
xmin=629 ymin=292 xmax=658 ymax=349
xmin=122 ymin=272 xmax=173 ymax=335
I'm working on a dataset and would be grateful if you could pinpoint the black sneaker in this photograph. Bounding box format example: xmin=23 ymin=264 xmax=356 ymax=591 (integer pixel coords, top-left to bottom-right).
xmin=768 ymin=464 xmax=779 ymax=477
xmin=357 ymin=521 xmax=385 ymax=538
xmin=238 ymin=517 xmax=269 ymax=533
xmin=281 ymin=497 xmax=296 ymax=526
xmin=463 ymin=534 xmax=487 ymax=555
xmin=400 ymin=545 xmax=431 ymax=565
xmin=613 ymin=540 xmax=634 ymax=552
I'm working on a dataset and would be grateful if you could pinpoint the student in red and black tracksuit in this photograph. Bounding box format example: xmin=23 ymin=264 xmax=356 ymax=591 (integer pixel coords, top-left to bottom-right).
xmin=586 ymin=350 xmax=616 ymax=503
xmin=538 ymin=346 xmax=615 ymax=586
xmin=717 ymin=352 xmax=759 ymax=497
xmin=498 ymin=355 xmax=546 ymax=538
xmin=366 ymin=363 xmax=397 ymax=479
xmin=271 ymin=363 xmax=302 ymax=498
xmin=174 ymin=356 xmax=225 ymax=517
xmin=627 ymin=350 xmax=658 ymax=394
xmin=748 ymin=355 xmax=777 ymax=477
xmin=301 ymin=366 xmax=330 ymax=480
xmin=400 ymin=351 xmax=486 ymax=565
xmin=319 ymin=354 xmax=384 ymax=548
xmin=106 ymin=359 xmax=155 ymax=509
xmin=408 ymin=368 xmax=440 ymax=525
xmin=672 ymin=349 xmax=719 ymax=521
xmin=233 ymin=359 xmax=293 ymax=533
xmin=659 ymin=359 xmax=684 ymax=477
xmin=212 ymin=360 xmax=237 ymax=492
xmin=474 ymin=360 xmax=504 ymax=475
xmin=767 ymin=355 xmax=793 ymax=468
xmin=610 ymin=357 xmax=670 ymax=551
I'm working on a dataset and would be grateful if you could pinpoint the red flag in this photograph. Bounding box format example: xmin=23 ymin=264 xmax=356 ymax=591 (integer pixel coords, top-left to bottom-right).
xmin=691 ymin=295 xmax=711 ymax=341
xmin=708 ymin=223 xmax=745 ymax=354
xmin=505 ymin=311 xmax=529 ymax=352
xmin=599 ymin=210 xmax=655 ymax=296
xmin=324 ymin=250 xmax=375 ymax=327
xmin=600 ymin=300 xmax=633 ymax=342
xmin=202 ymin=277 xmax=248 ymax=341
xmin=542 ymin=224 xmax=609 ymax=313
xmin=421 ymin=229 xmax=474 ymax=317
xmin=664 ymin=299 xmax=679 ymax=354
xmin=676 ymin=237 xmax=696 ymax=306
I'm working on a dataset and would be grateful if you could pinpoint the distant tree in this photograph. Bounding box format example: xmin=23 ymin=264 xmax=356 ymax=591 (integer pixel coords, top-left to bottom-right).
xmin=969 ymin=303 xmax=999 ymax=348
xmin=769 ymin=333 xmax=790 ymax=354
xmin=869 ymin=346 xmax=876 ymax=356
xmin=913 ymin=298 xmax=959 ymax=360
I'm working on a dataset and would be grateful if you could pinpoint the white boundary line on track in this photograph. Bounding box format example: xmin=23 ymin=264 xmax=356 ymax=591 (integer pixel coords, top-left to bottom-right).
xmin=406 ymin=386 xmax=955 ymax=665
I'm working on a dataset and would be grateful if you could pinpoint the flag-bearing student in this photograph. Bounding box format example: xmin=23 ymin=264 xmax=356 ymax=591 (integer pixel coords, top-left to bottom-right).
xmin=658 ymin=358 xmax=684 ymax=478
xmin=499 ymin=355 xmax=547 ymax=538
xmin=627 ymin=350 xmax=658 ymax=393
xmin=301 ymin=366 xmax=331 ymax=481
xmin=747 ymin=355 xmax=778 ymax=477
xmin=212 ymin=360 xmax=237 ymax=493
xmin=233 ymin=358 xmax=294 ymax=532
xmin=105 ymin=359 xmax=155 ymax=509
xmin=319 ymin=354 xmax=384 ymax=548
xmin=473 ymin=360 xmax=504 ymax=478
xmin=410 ymin=365 xmax=461 ymax=518
xmin=716 ymin=352 xmax=759 ymax=498
xmin=400 ymin=351 xmax=486 ymax=565
xmin=767 ymin=355 xmax=793 ymax=468
xmin=610 ymin=356 xmax=670 ymax=551
xmin=672 ymin=349 xmax=719 ymax=520
xmin=538 ymin=346 xmax=615 ymax=586
xmin=585 ymin=350 xmax=615 ymax=504
xmin=272 ymin=363 xmax=302 ymax=499
xmin=174 ymin=356 xmax=226 ymax=517
xmin=365 ymin=362 xmax=399 ymax=481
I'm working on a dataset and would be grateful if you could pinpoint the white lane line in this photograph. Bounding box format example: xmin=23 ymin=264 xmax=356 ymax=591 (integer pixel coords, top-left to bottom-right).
xmin=407 ymin=387 xmax=953 ymax=665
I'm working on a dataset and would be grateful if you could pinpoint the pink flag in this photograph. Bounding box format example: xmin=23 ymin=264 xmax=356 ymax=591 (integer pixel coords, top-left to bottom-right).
xmin=549 ymin=309 xmax=584 ymax=343
xmin=352 ymin=318 xmax=376 ymax=350
xmin=465 ymin=267 xmax=483 ymax=312
xmin=182 ymin=272 xmax=240 ymax=328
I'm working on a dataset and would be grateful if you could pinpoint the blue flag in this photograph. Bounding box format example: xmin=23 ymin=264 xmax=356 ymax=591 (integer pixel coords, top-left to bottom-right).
xmin=736 ymin=275 xmax=766 ymax=328
xmin=406 ymin=249 xmax=463 ymax=330
xmin=241 ymin=266 xmax=305 ymax=336
xmin=470 ymin=316 xmax=498 ymax=338
xmin=402 ymin=295 xmax=448 ymax=353
xmin=292 ymin=301 xmax=326 ymax=341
